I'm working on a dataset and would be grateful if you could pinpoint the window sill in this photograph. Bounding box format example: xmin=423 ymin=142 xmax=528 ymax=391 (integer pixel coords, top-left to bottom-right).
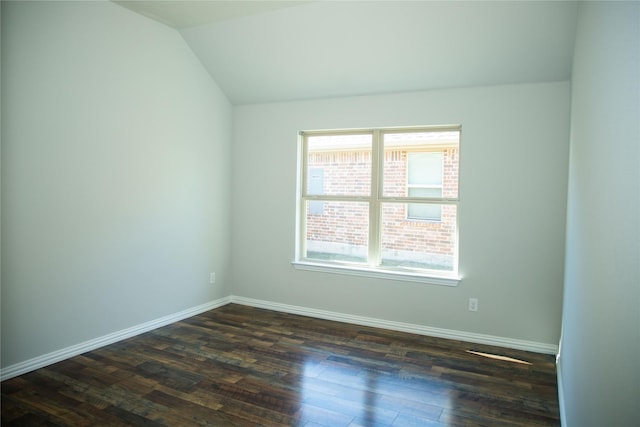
xmin=291 ymin=261 xmax=461 ymax=286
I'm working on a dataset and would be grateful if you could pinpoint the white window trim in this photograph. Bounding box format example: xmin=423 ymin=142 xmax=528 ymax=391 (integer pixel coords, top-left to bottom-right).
xmin=291 ymin=260 xmax=461 ymax=286
xmin=294 ymin=125 xmax=461 ymax=285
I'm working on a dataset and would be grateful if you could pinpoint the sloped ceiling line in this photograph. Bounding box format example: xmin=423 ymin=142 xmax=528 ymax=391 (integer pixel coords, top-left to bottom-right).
xmin=114 ymin=1 xmax=579 ymax=105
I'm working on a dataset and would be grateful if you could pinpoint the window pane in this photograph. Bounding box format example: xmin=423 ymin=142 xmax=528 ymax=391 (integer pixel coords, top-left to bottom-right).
xmin=407 ymin=203 xmax=441 ymax=221
xmin=408 ymin=152 xmax=443 ymax=185
xmin=305 ymin=200 xmax=369 ymax=263
xmin=307 ymin=167 xmax=324 ymax=195
xmin=382 ymin=131 xmax=459 ymax=198
xmin=408 ymin=188 xmax=442 ymax=198
xmin=407 ymin=188 xmax=442 ymax=220
xmin=381 ymin=203 xmax=457 ymax=271
xmin=307 ymin=134 xmax=372 ymax=196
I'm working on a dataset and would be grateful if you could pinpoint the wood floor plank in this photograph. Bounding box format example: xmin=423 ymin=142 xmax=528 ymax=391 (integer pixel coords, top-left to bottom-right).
xmin=2 ymin=304 xmax=560 ymax=426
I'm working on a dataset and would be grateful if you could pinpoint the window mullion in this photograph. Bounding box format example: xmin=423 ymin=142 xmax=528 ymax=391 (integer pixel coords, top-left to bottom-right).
xmin=368 ymin=130 xmax=382 ymax=267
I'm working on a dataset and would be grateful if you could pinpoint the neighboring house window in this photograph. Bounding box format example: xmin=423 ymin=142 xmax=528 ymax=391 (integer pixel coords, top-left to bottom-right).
xmin=407 ymin=152 xmax=443 ymax=221
xmin=307 ymin=167 xmax=325 ymax=215
xmin=294 ymin=126 xmax=461 ymax=285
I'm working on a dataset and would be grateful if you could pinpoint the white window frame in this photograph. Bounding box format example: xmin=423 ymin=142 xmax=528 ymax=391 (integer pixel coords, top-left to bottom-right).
xmin=293 ymin=126 xmax=461 ymax=286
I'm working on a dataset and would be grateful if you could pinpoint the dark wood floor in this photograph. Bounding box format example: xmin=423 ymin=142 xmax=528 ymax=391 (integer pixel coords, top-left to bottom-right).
xmin=2 ymin=304 xmax=560 ymax=426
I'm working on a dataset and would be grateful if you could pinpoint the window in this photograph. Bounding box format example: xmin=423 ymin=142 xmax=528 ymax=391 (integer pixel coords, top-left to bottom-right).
xmin=294 ymin=126 xmax=460 ymax=285
xmin=407 ymin=152 xmax=443 ymax=221
xmin=307 ymin=168 xmax=325 ymax=215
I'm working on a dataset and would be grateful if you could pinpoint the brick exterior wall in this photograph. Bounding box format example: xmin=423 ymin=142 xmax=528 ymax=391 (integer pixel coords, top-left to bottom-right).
xmin=306 ymin=147 xmax=459 ymax=268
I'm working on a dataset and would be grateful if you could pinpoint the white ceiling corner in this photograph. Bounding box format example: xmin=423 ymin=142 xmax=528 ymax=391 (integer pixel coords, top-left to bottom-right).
xmin=113 ymin=0 xmax=312 ymax=29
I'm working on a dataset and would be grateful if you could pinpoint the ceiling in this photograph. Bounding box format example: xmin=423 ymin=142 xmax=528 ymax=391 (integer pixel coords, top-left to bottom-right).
xmin=115 ymin=1 xmax=579 ymax=105
xmin=114 ymin=1 xmax=310 ymax=29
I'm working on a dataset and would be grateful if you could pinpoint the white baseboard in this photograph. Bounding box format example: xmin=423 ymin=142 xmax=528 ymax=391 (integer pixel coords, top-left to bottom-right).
xmin=1 ymin=294 xmax=558 ymax=382
xmin=0 ymin=296 xmax=232 ymax=381
xmin=231 ymin=296 xmax=559 ymax=355
xmin=556 ymin=356 xmax=567 ymax=426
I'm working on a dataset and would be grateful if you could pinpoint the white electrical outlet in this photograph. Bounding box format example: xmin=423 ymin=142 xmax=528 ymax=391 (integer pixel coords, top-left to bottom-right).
xmin=210 ymin=272 xmax=216 ymax=284
xmin=468 ymin=298 xmax=478 ymax=312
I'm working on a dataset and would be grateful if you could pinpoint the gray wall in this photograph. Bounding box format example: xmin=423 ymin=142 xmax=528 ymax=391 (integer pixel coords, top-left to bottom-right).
xmin=232 ymin=82 xmax=570 ymax=347
xmin=559 ymin=2 xmax=640 ymax=425
xmin=1 ymin=1 xmax=232 ymax=367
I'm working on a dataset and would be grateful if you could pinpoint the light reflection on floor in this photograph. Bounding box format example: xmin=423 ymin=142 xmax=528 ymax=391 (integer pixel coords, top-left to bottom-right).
xmin=465 ymin=350 xmax=532 ymax=365
xmin=299 ymin=355 xmax=452 ymax=426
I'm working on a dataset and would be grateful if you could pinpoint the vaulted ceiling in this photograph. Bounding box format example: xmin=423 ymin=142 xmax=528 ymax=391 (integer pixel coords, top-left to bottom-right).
xmin=115 ymin=1 xmax=579 ymax=105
